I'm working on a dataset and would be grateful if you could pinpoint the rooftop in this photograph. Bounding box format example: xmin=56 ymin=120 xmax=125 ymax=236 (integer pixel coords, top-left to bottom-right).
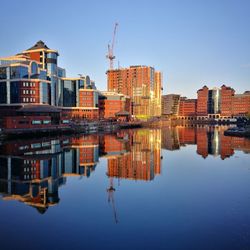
xmin=27 ymin=40 xmax=50 ymax=51
xmin=17 ymin=104 xmax=61 ymax=113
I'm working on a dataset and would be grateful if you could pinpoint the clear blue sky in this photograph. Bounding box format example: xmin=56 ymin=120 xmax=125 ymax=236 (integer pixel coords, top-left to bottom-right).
xmin=0 ymin=0 xmax=249 ymax=98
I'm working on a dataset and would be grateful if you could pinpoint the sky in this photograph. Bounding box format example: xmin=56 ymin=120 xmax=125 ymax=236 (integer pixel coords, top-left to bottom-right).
xmin=0 ymin=0 xmax=249 ymax=98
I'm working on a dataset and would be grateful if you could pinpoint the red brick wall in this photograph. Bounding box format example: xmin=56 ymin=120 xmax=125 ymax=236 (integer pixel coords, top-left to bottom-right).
xmin=232 ymin=94 xmax=250 ymax=116
xmin=79 ymin=90 xmax=94 ymax=107
xmin=20 ymin=81 xmax=40 ymax=104
xmin=220 ymin=85 xmax=234 ymax=117
xmin=197 ymin=86 xmax=209 ymax=116
xmin=179 ymin=98 xmax=197 ymax=116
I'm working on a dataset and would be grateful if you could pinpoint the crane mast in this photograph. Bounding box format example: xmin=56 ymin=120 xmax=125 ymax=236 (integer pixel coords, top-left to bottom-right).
xmin=106 ymin=23 xmax=118 ymax=70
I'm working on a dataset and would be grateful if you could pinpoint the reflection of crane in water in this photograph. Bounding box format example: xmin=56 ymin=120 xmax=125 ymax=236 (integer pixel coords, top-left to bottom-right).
xmin=107 ymin=176 xmax=118 ymax=224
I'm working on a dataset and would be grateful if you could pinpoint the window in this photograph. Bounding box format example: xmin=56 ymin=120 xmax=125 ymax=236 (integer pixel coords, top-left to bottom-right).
xmin=32 ymin=120 xmax=41 ymax=125
xmin=10 ymin=82 xmax=20 ymax=103
xmin=62 ymin=120 xmax=70 ymax=124
xmin=31 ymin=62 xmax=38 ymax=76
xmin=0 ymin=82 xmax=7 ymax=104
xmin=0 ymin=67 xmax=7 ymax=79
xmin=43 ymin=120 xmax=51 ymax=124
xmin=10 ymin=66 xmax=28 ymax=79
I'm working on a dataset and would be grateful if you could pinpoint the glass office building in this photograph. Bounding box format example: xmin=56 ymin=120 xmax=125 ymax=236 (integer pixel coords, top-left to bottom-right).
xmin=0 ymin=55 xmax=51 ymax=105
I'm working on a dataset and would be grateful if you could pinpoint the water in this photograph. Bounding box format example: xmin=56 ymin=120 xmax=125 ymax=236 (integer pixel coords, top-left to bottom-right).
xmin=0 ymin=126 xmax=249 ymax=250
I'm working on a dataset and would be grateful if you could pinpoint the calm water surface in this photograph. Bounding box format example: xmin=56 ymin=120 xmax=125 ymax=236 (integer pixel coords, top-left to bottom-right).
xmin=0 ymin=126 xmax=250 ymax=250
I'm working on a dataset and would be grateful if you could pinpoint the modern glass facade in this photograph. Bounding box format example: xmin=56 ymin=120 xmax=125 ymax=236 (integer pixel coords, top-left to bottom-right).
xmin=40 ymin=82 xmax=50 ymax=104
xmin=10 ymin=66 xmax=29 ymax=79
xmin=10 ymin=81 xmax=20 ymax=103
xmin=208 ymin=89 xmax=221 ymax=114
xmin=31 ymin=62 xmax=38 ymax=76
xmin=63 ymin=80 xmax=77 ymax=107
xmin=46 ymin=52 xmax=57 ymax=75
xmin=0 ymin=67 xmax=7 ymax=79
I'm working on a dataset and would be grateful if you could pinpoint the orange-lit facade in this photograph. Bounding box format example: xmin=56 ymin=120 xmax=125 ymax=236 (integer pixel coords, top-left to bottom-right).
xmin=107 ymin=66 xmax=162 ymax=118
xmin=232 ymin=92 xmax=250 ymax=117
xmin=220 ymin=85 xmax=235 ymax=117
xmin=106 ymin=129 xmax=162 ymax=181
xmin=98 ymin=91 xmax=131 ymax=119
xmin=173 ymin=85 xmax=249 ymax=119
xmin=197 ymin=85 xmax=209 ymax=116
xmin=178 ymin=97 xmax=197 ymax=117
xmin=161 ymin=125 xmax=250 ymax=159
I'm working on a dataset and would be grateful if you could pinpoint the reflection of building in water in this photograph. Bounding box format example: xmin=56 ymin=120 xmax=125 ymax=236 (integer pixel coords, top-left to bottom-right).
xmin=107 ymin=129 xmax=162 ymax=181
xmin=66 ymin=135 xmax=99 ymax=177
xmin=196 ymin=126 xmax=234 ymax=159
xmin=0 ymin=155 xmax=66 ymax=214
xmin=161 ymin=127 xmax=180 ymax=150
xmin=0 ymin=135 xmax=99 ymax=213
xmin=162 ymin=126 xmax=250 ymax=160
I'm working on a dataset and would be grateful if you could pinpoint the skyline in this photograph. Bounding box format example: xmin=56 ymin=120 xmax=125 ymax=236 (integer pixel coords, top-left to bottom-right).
xmin=0 ymin=0 xmax=249 ymax=98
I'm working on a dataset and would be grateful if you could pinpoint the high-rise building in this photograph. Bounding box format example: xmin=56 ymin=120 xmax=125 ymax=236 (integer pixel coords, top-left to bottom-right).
xmin=162 ymin=94 xmax=180 ymax=116
xmin=197 ymin=85 xmax=209 ymax=116
xmin=107 ymin=65 xmax=162 ymax=119
xmin=22 ymin=40 xmax=61 ymax=106
xmin=220 ymin=85 xmax=235 ymax=117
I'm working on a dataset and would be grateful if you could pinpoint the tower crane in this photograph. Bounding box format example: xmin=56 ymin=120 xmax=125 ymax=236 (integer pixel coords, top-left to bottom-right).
xmin=106 ymin=22 xmax=118 ymax=70
xmin=107 ymin=176 xmax=118 ymax=224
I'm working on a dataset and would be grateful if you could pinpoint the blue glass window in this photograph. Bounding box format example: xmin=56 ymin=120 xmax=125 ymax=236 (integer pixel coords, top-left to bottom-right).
xmin=0 ymin=82 xmax=7 ymax=103
xmin=10 ymin=66 xmax=28 ymax=79
xmin=63 ymin=80 xmax=76 ymax=107
xmin=0 ymin=67 xmax=7 ymax=79
xmin=31 ymin=62 xmax=38 ymax=75
xmin=10 ymin=81 xmax=20 ymax=103
xmin=39 ymin=70 xmax=47 ymax=80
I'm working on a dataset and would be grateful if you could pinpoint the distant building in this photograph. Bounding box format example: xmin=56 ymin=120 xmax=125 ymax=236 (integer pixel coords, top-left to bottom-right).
xmin=178 ymin=97 xmax=197 ymax=117
xmin=232 ymin=91 xmax=250 ymax=117
xmin=177 ymin=85 xmax=250 ymax=120
xmin=107 ymin=65 xmax=162 ymax=119
xmin=161 ymin=94 xmax=180 ymax=116
xmin=197 ymin=85 xmax=209 ymax=116
xmin=220 ymin=85 xmax=235 ymax=117
xmin=98 ymin=91 xmax=131 ymax=120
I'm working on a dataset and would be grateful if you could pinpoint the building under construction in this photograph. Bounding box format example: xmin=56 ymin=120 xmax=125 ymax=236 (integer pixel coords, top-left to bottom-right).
xmin=107 ymin=65 xmax=162 ymax=119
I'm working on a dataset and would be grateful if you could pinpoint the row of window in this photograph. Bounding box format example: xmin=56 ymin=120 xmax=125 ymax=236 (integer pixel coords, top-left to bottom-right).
xmin=23 ymin=174 xmax=37 ymax=180
xmin=24 ymin=160 xmax=36 ymax=164
xmin=23 ymin=82 xmax=36 ymax=87
xmin=81 ymin=103 xmax=94 ymax=107
xmin=82 ymin=92 xmax=92 ymax=95
xmin=32 ymin=120 xmax=51 ymax=125
xmin=23 ymin=89 xmax=36 ymax=95
xmin=23 ymin=167 xmax=37 ymax=172
xmin=81 ymin=97 xmax=93 ymax=100
xmin=23 ymin=97 xmax=36 ymax=102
